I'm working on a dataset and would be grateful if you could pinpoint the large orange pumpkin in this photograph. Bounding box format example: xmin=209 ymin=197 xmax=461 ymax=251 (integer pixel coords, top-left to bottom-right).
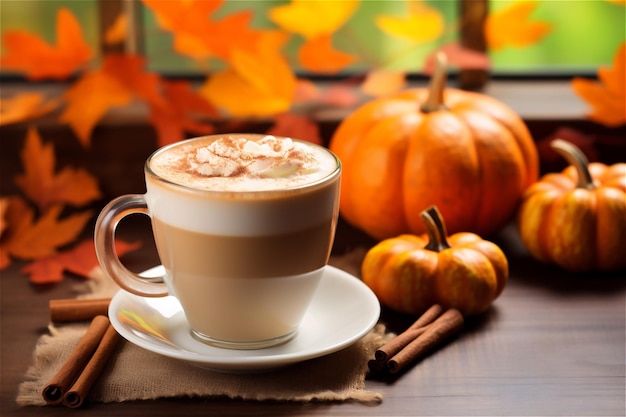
xmin=329 ymin=55 xmax=539 ymax=239
xmin=518 ymin=139 xmax=626 ymax=272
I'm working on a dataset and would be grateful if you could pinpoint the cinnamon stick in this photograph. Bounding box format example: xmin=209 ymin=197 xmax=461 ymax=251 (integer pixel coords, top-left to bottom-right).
xmin=50 ymin=298 xmax=111 ymax=322
xmin=387 ymin=308 xmax=464 ymax=374
xmin=42 ymin=315 xmax=110 ymax=404
xmin=374 ymin=304 xmax=444 ymax=363
xmin=63 ymin=324 xmax=121 ymax=408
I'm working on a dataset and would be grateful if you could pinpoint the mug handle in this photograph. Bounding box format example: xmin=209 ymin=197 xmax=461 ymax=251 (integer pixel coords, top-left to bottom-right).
xmin=94 ymin=194 xmax=169 ymax=297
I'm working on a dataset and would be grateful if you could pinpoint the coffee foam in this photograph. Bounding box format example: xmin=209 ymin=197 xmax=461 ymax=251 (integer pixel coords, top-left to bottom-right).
xmin=149 ymin=135 xmax=338 ymax=192
xmin=145 ymin=135 xmax=340 ymax=236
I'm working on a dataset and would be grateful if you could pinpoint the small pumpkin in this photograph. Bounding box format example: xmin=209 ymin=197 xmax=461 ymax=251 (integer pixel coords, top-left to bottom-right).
xmin=362 ymin=206 xmax=508 ymax=316
xmin=329 ymin=54 xmax=539 ymax=240
xmin=518 ymin=139 xmax=626 ymax=272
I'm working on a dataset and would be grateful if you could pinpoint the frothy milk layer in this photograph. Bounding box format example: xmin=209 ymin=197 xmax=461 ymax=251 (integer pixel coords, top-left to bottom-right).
xmin=150 ymin=135 xmax=338 ymax=192
xmin=145 ymin=135 xmax=340 ymax=236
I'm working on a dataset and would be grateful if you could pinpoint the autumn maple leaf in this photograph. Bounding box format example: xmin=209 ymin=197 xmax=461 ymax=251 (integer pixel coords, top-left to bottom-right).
xmin=266 ymin=113 xmax=322 ymax=145
xmin=148 ymin=80 xmax=218 ymax=147
xmin=485 ymin=1 xmax=552 ymax=50
xmin=142 ymin=0 xmax=263 ymax=62
xmin=60 ymin=54 xmax=165 ymax=146
xmin=14 ymin=128 xmax=101 ymax=211
xmin=104 ymin=12 xmax=129 ymax=46
xmin=268 ymin=0 xmax=359 ymax=40
xmin=571 ymin=42 xmax=626 ymax=127
xmin=0 ymin=93 xmax=60 ymax=126
xmin=200 ymin=31 xmax=297 ymax=117
xmin=60 ymin=70 xmax=133 ymax=146
xmin=268 ymin=0 xmax=357 ymax=74
xmin=22 ymin=238 xmax=141 ymax=284
xmin=375 ymin=0 xmax=444 ymax=44
xmin=0 ymin=7 xmax=92 ymax=80
xmin=0 ymin=196 xmax=92 ymax=269
xmin=298 ymin=35 xmax=356 ymax=74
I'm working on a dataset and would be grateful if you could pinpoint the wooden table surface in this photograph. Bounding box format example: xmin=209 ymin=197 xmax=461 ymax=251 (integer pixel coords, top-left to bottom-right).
xmin=1 ymin=218 xmax=625 ymax=417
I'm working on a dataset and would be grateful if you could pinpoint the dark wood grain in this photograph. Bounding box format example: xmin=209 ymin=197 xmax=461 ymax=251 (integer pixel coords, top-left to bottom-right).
xmin=1 ymin=218 xmax=625 ymax=417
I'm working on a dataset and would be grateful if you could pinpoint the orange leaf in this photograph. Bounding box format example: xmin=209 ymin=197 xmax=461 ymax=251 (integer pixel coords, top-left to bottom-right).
xmin=268 ymin=0 xmax=359 ymax=39
xmin=142 ymin=0 xmax=262 ymax=62
xmin=148 ymin=80 xmax=218 ymax=147
xmin=1 ymin=198 xmax=92 ymax=263
xmin=0 ymin=7 xmax=92 ymax=80
xmin=60 ymin=70 xmax=133 ymax=146
xmin=15 ymin=128 xmax=101 ymax=211
xmin=21 ymin=238 xmax=141 ymax=284
xmin=485 ymin=1 xmax=552 ymax=50
xmin=571 ymin=42 xmax=626 ymax=127
xmin=199 ymin=32 xmax=296 ymax=117
xmin=61 ymin=54 xmax=169 ymax=145
xmin=360 ymin=69 xmax=407 ymax=97
xmin=0 ymin=197 xmax=29 ymax=269
xmin=104 ymin=12 xmax=129 ymax=45
xmin=298 ymin=35 xmax=356 ymax=74
xmin=0 ymin=93 xmax=60 ymax=126
xmin=0 ymin=197 xmax=14 ymax=268
xmin=102 ymin=54 xmax=167 ymax=108
xmin=266 ymin=113 xmax=322 ymax=145
xmin=0 ymin=198 xmax=9 ymax=237
xmin=375 ymin=1 xmax=444 ymax=43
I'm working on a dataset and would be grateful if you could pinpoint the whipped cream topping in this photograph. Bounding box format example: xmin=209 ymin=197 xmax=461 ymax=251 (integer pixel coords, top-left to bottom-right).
xmin=188 ymin=135 xmax=319 ymax=179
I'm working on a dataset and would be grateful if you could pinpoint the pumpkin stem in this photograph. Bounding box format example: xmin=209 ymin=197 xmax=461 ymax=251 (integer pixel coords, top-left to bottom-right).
xmin=422 ymin=206 xmax=452 ymax=252
xmin=420 ymin=52 xmax=448 ymax=113
xmin=550 ymin=139 xmax=595 ymax=190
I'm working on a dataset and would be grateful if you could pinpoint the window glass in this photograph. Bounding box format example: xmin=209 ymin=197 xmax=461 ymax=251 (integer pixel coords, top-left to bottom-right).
xmin=0 ymin=0 xmax=623 ymax=77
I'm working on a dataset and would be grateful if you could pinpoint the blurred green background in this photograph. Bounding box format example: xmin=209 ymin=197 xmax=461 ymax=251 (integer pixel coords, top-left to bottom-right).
xmin=0 ymin=0 xmax=623 ymax=76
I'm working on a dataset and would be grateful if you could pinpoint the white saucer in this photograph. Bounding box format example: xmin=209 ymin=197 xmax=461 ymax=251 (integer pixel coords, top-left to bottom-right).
xmin=109 ymin=265 xmax=380 ymax=372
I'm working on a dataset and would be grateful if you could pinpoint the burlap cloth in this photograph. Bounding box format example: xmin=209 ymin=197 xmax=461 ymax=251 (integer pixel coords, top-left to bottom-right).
xmin=17 ymin=249 xmax=394 ymax=406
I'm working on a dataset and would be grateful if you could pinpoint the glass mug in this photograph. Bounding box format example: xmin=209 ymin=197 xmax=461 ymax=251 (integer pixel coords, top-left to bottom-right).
xmin=95 ymin=134 xmax=341 ymax=349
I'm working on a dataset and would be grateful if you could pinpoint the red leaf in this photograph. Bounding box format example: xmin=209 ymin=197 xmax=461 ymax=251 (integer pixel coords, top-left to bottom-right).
xmin=266 ymin=113 xmax=322 ymax=145
xmin=21 ymin=238 xmax=142 ymax=284
xmin=148 ymin=80 xmax=218 ymax=147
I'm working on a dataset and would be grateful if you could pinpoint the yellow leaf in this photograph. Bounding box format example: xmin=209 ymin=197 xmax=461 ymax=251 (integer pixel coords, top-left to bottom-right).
xmin=268 ymin=0 xmax=359 ymax=39
xmin=485 ymin=1 xmax=552 ymax=50
xmin=375 ymin=1 xmax=444 ymax=43
xmin=199 ymin=32 xmax=296 ymax=117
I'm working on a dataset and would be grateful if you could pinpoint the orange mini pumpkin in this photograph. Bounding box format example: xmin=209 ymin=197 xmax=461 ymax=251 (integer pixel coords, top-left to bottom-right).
xmin=518 ymin=139 xmax=626 ymax=272
xmin=362 ymin=206 xmax=508 ymax=316
xmin=330 ymin=54 xmax=538 ymax=240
